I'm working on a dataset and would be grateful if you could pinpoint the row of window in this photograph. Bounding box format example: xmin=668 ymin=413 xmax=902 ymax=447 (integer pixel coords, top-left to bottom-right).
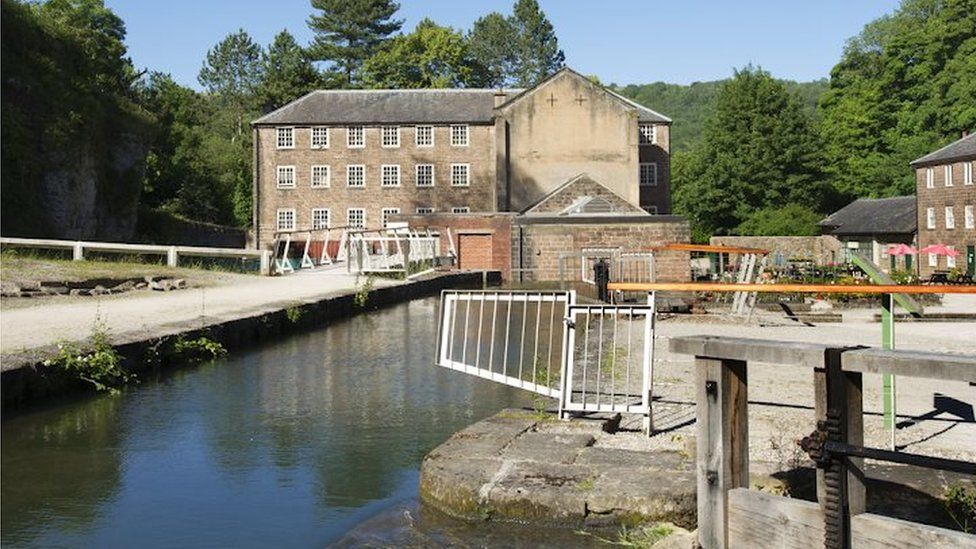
xmin=276 ymin=164 xmax=470 ymax=189
xmin=276 ymin=207 xmax=470 ymax=231
xmin=276 ymin=125 xmax=469 ymax=150
xmin=638 ymin=123 xmax=658 ymax=145
xmin=639 ymin=162 xmax=659 ymax=186
xmin=924 ymin=205 xmax=975 ymax=230
xmin=924 ymin=162 xmax=975 ymax=188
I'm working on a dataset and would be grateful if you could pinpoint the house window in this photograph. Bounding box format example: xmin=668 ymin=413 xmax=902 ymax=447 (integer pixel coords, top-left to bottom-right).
xmin=347 ymin=126 xmax=365 ymax=148
xmin=452 ymin=207 xmax=470 ymax=214
xmin=965 ymin=162 xmax=974 ymax=185
xmin=276 ymin=166 xmax=296 ymax=189
xmin=450 ymin=124 xmax=468 ymax=146
xmin=276 ymin=127 xmax=294 ymax=149
xmin=416 ymin=164 xmax=434 ymax=187
xmin=381 ymin=207 xmax=400 ymax=228
xmin=945 ymin=165 xmax=953 ymax=187
xmin=347 ymin=208 xmax=365 ymax=229
xmin=946 ymin=206 xmax=955 ymax=229
xmin=311 ymin=127 xmax=329 ymax=148
xmin=311 ymin=165 xmax=330 ymax=188
xmin=639 ymin=123 xmax=656 ymax=145
xmin=276 ymin=208 xmax=295 ymax=231
xmin=416 ymin=207 xmax=434 ymax=214
xmin=381 ymin=164 xmax=401 ymax=187
xmin=640 ymin=163 xmax=658 ymax=186
xmin=451 ymin=164 xmax=470 ymax=187
xmin=311 ymin=208 xmax=330 ymax=229
xmin=926 ymin=207 xmax=936 ymax=229
xmin=926 ymin=168 xmax=934 ymax=188
xmin=381 ymin=126 xmax=400 ymax=148
xmin=347 ymin=165 xmax=365 ymax=188
xmin=416 ymin=125 xmax=434 ymax=147
xmin=643 ymin=205 xmax=658 ymax=214
xmin=928 ymin=253 xmax=938 ymax=267
xmin=966 ymin=205 xmax=974 ymax=229
xmin=947 ymin=247 xmax=957 ymax=268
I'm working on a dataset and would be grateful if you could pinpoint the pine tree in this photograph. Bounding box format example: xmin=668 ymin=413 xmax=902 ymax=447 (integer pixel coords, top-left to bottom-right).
xmin=256 ymin=30 xmax=321 ymax=112
xmin=307 ymin=0 xmax=403 ymax=87
xmin=467 ymin=12 xmax=516 ymax=88
xmin=510 ymin=0 xmax=564 ymax=87
xmin=198 ymin=29 xmax=262 ymax=101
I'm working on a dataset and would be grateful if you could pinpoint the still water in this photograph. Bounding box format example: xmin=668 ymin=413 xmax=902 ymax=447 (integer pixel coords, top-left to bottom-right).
xmin=1 ymin=298 xmax=597 ymax=548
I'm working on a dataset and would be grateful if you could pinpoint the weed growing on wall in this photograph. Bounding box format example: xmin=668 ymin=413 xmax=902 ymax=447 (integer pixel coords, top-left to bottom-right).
xmin=354 ymin=275 xmax=375 ymax=308
xmin=171 ymin=336 xmax=227 ymax=364
xmin=285 ymin=306 xmax=305 ymax=324
xmin=44 ymin=319 xmax=133 ymax=394
xmin=943 ymin=482 xmax=976 ymax=533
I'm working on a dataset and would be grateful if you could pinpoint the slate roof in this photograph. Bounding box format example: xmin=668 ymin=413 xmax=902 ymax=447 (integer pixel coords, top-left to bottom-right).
xmin=910 ymin=132 xmax=976 ymax=166
xmin=818 ymin=196 xmax=917 ymax=236
xmin=252 ymin=88 xmax=523 ymax=126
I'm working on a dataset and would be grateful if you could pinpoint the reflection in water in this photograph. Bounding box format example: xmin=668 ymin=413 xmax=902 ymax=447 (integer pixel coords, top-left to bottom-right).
xmin=1 ymin=298 xmax=531 ymax=548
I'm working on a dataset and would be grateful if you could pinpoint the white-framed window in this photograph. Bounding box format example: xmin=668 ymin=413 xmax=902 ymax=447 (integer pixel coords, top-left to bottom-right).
xmin=381 ymin=207 xmax=400 ymax=228
xmin=966 ymin=205 xmax=974 ymax=229
xmin=450 ymin=124 xmax=468 ymax=146
xmin=928 ymin=253 xmax=938 ymax=267
xmin=451 ymin=164 xmax=470 ymax=187
xmin=311 ymin=165 xmax=330 ymax=188
xmin=926 ymin=207 xmax=936 ymax=229
xmin=311 ymin=127 xmax=329 ymax=148
xmin=451 ymin=207 xmax=470 ymax=214
xmin=276 ymin=165 xmax=296 ymax=189
xmin=347 ymin=208 xmax=365 ymax=229
xmin=416 ymin=207 xmax=434 ymax=214
xmin=643 ymin=205 xmax=658 ymax=214
xmin=640 ymin=162 xmax=658 ymax=186
xmin=347 ymin=165 xmax=365 ymax=188
xmin=416 ymin=164 xmax=434 ymax=187
xmin=965 ymin=162 xmax=974 ymax=185
xmin=947 ymin=247 xmax=957 ymax=268
xmin=381 ymin=164 xmax=401 ymax=187
xmin=381 ymin=126 xmax=400 ymax=148
xmin=946 ymin=206 xmax=955 ymax=229
xmin=276 ymin=127 xmax=294 ymax=149
xmin=416 ymin=125 xmax=434 ymax=147
xmin=311 ymin=208 xmax=330 ymax=229
xmin=347 ymin=126 xmax=365 ymax=148
xmin=639 ymin=123 xmax=656 ymax=145
xmin=276 ymin=208 xmax=296 ymax=231
xmin=926 ymin=168 xmax=934 ymax=189
xmin=945 ymin=164 xmax=953 ymax=187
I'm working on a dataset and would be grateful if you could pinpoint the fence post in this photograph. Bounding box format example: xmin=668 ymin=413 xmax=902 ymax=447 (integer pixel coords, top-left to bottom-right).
xmin=73 ymin=241 xmax=84 ymax=261
xmin=881 ymin=293 xmax=896 ymax=450
xmin=167 ymin=246 xmax=178 ymax=267
xmin=696 ymin=356 xmax=749 ymax=549
xmin=260 ymin=250 xmax=271 ymax=276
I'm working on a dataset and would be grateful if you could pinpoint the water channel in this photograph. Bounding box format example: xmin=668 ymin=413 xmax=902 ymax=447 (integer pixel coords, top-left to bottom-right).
xmin=1 ymin=297 xmax=604 ymax=547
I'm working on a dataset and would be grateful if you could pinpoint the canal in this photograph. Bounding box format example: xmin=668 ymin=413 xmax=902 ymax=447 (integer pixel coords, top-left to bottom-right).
xmin=1 ymin=297 xmax=599 ymax=547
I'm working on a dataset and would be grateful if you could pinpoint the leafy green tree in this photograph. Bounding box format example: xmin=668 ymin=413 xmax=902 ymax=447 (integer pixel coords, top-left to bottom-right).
xmin=256 ymin=30 xmax=322 ymax=112
xmin=362 ymin=19 xmax=482 ymax=88
xmin=467 ymin=12 xmax=515 ymax=88
xmin=198 ymin=28 xmax=263 ymax=101
xmin=819 ymin=0 xmax=976 ymax=199
xmin=307 ymin=0 xmax=403 ymax=87
xmin=673 ymin=66 xmax=829 ymax=239
xmin=736 ymin=204 xmax=823 ymax=236
xmin=510 ymin=0 xmax=564 ymax=86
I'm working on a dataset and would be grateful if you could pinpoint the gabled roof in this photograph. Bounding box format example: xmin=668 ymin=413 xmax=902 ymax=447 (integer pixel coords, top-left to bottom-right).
xmin=521 ymin=173 xmax=648 ymax=216
xmin=252 ymin=88 xmax=523 ymax=126
xmin=495 ymin=67 xmax=672 ymax=123
xmin=818 ymin=196 xmax=916 ymax=236
xmin=910 ymin=132 xmax=976 ymax=166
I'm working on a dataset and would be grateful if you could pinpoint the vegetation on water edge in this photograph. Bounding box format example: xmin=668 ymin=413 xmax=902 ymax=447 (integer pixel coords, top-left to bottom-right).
xmin=44 ymin=319 xmax=133 ymax=394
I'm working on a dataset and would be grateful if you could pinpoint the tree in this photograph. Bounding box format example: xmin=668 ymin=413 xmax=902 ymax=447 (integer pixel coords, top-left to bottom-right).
xmin=307 ymin=0 xmax=402 ymax=87
xmin=673 ymin=66 xmax=829 ymax=239
xmin=198 ymin=28 xmax=262 ymax=101
xmin=510 ymin=0 xmax=564 ymax=86
xmin=467 ymin=12 xmax=515 ymax=88
xmin=256 ymin=30 xmax=321 ymax=112
xmin=819 ymin=0 xmax=976 ymax=199
xmin=362 ymin=19 xmax=483 ymax=88
xmin=736 ymin=204 xmax=823 ymax=236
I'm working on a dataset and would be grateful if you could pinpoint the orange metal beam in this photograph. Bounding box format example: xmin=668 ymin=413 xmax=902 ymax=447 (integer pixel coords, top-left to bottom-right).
xmin=645 ymin=243 xmax=770 ymax=255
xmin=606 ymin=282 xmax=976 ymax=295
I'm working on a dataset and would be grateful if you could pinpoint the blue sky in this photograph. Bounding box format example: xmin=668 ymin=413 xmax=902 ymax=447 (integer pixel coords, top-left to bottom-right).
xmin=106 ymin=0 xmax=902 ymax=89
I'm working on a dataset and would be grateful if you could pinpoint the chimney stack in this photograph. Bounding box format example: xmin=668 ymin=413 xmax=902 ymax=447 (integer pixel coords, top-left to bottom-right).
xmin=494 ymin=90 xmax=508 ymax=107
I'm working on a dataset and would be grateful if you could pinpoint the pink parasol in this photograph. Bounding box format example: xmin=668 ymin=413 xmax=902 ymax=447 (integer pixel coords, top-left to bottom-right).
xmin=887 ymin=244 xmax=917 ymax=256
xmin=919 ymin=244 xmax=960 ymax=257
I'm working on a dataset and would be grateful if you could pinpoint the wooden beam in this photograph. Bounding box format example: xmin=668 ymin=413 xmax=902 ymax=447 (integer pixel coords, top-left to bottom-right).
xmin=851 ymin=513 xmax=976 ymax=548
xmin=607 ymin=282 xmax=976 ymax=294
xmin=671 ymin=336 xmax=830 ymax=369
xmin=843 ymin=348 xmax=976 ymax=382
xmin=727 ymin=489 xmax=824 ymax=549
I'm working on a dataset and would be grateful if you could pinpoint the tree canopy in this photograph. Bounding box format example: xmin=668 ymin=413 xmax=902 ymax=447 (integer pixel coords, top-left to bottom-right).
xmin=362 ymin=19 xmax=484 ymax=88
xmin=307 ymin=0 xmax=403 ymax=87
xmin=510 ymin=0 xmax=565 ymax=87
xmin=256 ymin=30 xmax=322 ymax=113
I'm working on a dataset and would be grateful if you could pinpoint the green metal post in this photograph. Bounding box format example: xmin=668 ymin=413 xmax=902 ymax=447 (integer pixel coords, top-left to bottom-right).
xmin=881 ymin=293 xmax=896 ymax=449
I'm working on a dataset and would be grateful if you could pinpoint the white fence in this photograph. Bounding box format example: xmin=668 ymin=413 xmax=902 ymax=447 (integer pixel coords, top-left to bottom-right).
xmin=0 ymin=237 xmax=271 ymax=274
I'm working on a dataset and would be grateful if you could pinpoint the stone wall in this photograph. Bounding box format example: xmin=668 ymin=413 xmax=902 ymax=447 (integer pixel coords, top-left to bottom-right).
xmin=915 ymin=160 xmax=976 ymax=276
xmin=524 ymin=174 xmax=644 ymax=215
xmin=710 ymin=235 xmax=844 ymax=265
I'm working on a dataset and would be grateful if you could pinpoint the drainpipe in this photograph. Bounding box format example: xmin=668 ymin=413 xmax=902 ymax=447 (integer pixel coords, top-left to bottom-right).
xmin=518 ymin=225 xmax=524 ymax=284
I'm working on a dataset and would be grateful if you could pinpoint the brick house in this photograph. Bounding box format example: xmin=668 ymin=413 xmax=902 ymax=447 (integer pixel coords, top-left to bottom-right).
xmin=818 ymin=196 xmax=916 ymax=272
xmin=250 ymin=68 xmax=674 ymax=249
xmin=910 ymin=132 xmax=976 ymax=277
